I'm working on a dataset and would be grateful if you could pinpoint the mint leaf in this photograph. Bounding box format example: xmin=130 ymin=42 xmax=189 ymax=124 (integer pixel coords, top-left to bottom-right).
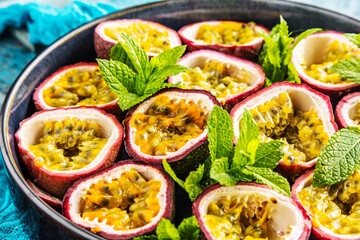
xmin=285 ymin=62 xmax=301 ymax=84
xmin=178 ymin=216 xmax=200 ymax=240
xmin=330 ymin=58 xmax=360 ymax=84
xmin=118 ymin=93 xmax=150 ymax=112
xmin=156 ymin=219 xmax=180 ymax=240
xmin=133 ymin=235 xmax=158 ymax=240
xmin=207 ymin=106 xmax=234 ymax=162
xmin=184 ymin=164 xmax=206 ymax=201
xmin=156 ymin=45 xmax=187 ymax=66
xmin=344 ymin=33 xmax=360 ymax=48
xmin=210 ymin=157 xmax=238 ymax=186
xmin=242 ymin=166 xmax=291 ymax=196
xmin=232 ymin=109 xmax=259 ymax=168
xmin=313 ymin=127 xmax=360 ymax=187
xmin=110 ymin=43 xmax=135 ymax=72
xmin=121 ymin=33 xmax=148 ymax=77
xmin=253 ymin=141 xmax=284 ymax=169
xmin=162 ymin=159 xmax=185 ymax=189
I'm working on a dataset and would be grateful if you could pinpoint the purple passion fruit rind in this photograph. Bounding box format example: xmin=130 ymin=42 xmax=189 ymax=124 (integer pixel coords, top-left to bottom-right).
xmin=335 ymin=92 xmax=360 ymax=128
xmin=94 ymin=19 xmax=182 ymax=59
xmin=26 ymin=179 xmax=62 ymax=210
xmin=15 ymin=106 xmax=124 ymax=197
xmin=33 ymin=62 xmax=121 ymax=116
xmin=168 ymin=50 xmax=265 ymax=111
xmin=292 ymin=31 xmax=360 ymax=98
xmin=124 ymin=88 xmax=221 ymax=175
xmin=178 ymin=21 xmax=269 ymax=61
xmin=193 ymin=182 xmax=311 ymax=240
xmin=230 ymin=82 xmax=338 ymax=178
xmin=63 ymin=160 xmax=174 ymax=240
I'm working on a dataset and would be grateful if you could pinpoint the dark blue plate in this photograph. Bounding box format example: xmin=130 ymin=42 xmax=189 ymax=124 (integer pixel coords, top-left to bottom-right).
xmin=1 ymin=0 xmax=359 ymax=239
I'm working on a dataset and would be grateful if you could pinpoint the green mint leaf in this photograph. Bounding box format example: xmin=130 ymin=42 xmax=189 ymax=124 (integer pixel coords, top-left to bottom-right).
xmin=156 ymin=45 xmax=187 ymax=66
xmin=210 ymin=157 xmax=238 ymax=186
xmin=161 ymin=82 xmax=181 ymax=89
xmin=133 ymin=235 xmax=158 ymax=240
xmin=184 ymin=164 xmax=206 ymax=201
xmin=156 ymin=219 xmax=180 ymax=240
xmin=162 ymin=159 xmax=185 ymax=189
xmin=313 ymin=127 xmax=360 ymax=187
xmin=109 ymin=43 xmax=136 ymax=72
xmin=330 ymin=58 xmax=360 ymax=84
xmin=253 ymin=141 xmax=284 ymax=169
xmin=207 ymin=106 xmax=234 ymax=162
xmin=117 ymin=93 xmax=150 ymax=112
xmin=178 ymin=216 xmax=200 ymax=240
xmin=242 ymin=166 xmax=291 ymax=196
xmin=285 ymin=62 xmax=301 ymax=84
xmin=344 ymin=33 xmax=360 ymax=48
xmin=232 ymin=109 xmax=259 ymax=168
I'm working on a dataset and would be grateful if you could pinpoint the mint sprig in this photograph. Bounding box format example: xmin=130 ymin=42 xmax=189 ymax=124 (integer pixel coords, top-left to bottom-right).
xmin=344 ymin=33 xmax=360 ymax=48
xmin=163 ymin=106 xmax=291 ymax=201
xmin=133 ymin=217 xmax=200 ymax=240
xmin=258 ymin=16 xmax=321 ymax=86
xmin=97 ymin=33 xmax=191 ymax=111
xmin=330 ymin=58 xmax=360 ymax=84
xmin=313 ymin=127 xmax=360 ymax=187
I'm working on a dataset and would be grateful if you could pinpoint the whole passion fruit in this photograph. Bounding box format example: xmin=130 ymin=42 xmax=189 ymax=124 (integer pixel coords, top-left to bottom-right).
xmin=336 ymin=92 xmax=360 ymax=128
xmin=168 ymin=50 xmax=265 ymax=111
xmin=26 ymin=179 xmax=62 ymax=210
xmin=193 ymin=182 xmax=311 ymax=240
xmin=178 ymin=20 xmax=269 ymax=61
xmin=292 ymin=31 xmax=360 ymax=98
xmin=63 ymin=160 xmax=174 ymax=240
xmin=33 ymin=62 xmax=120 ymax=115
xmin=293 ymin=170 xmax=360 ymax=240
xmin=94 ymin=19 xmax=182 ymax=59
xmin=124 ymin=88 xmax=220 ymax=175
xmin=230 ymin=82 xmax=338 ymax=177
xmin=15 ymin=107 xmax=124 ymax=197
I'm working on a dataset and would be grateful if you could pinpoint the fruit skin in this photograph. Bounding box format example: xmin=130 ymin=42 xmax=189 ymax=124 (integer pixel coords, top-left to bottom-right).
xmin=335 ymin=92 xmax=360 ymax=128
xmin=178 ymin=21 xmax=269 ymax=61
xmin=26 ymin=179 xmax=62 ymax=210
xmin=63 ymin=160 xmax=174 ymax=240
xmin=94 ymin=19 xmax=182 ymax=59
xmin=15 ymin=106 xmax=124 ymax=197
xmin=292 ymin=170 xmax=360 ymax=240
xmin=168 ymin=50 xmax=266 ymax=112
xmin=33 ymin=62 xmax=121 ymax=116
xmin=193 ymin=182 xmax=311 ymax=240
xmin=124 ymin=88 xmax=221 ymax=174
xmin=291 ymin=31 xmax=360 ymax=99
xmin=230 ymin=82 xmax=338 ymax=177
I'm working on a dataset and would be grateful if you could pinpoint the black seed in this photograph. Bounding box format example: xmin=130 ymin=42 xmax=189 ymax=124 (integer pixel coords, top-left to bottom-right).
xmin=270 ymin=197 xmax=277 ymax=204
xmin=185 ymin=118 xmax=193 ymax=124
xmin=100 ymin=198 xmax=109 ymax=207
xmin=102 ymin=186 xmax=110 ymax=194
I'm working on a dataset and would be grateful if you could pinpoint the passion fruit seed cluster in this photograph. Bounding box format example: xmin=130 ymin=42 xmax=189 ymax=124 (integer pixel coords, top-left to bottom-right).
xmin=180 ymin=60 xmax=251 ymax=102
xmin=304 ymin=40 xmax=360 ymax=84
xmin=43 ymin=67 xmax=117 ymax=107
xmin=351 ymin=102 xmax=360 ymax=125
xmin=29 ymin=118 xmax=107 ymax=171
xmin=249 ymin=91 xmax=329 ymax=165
xmin=104 ymin=23 xmax=171 ymax=54
xmin=81 ymin=168 xmax=161 ymax=231
xmin=130 ymin=95 xmax=208 ymax=156
xmin=196 ymin=22 xmax=260 ymax=45
xmin=298 ymin=170 xmax=360 ymax=235
xmin=204 ymin=193 xmax=283 ymax=240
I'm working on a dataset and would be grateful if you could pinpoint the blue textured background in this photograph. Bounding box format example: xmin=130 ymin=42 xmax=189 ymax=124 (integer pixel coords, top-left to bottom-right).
xmin=0 ymin=0 xmax=359 ymax=239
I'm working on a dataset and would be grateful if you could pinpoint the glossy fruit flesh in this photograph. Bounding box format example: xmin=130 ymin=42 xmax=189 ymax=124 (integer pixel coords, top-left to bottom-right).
xmin=303 ymin=40 xmax=360 ymax=85
xmin=28 ymin=118 xmax=107 ymax=171
xmin=196 ymin=21 xmax=260 ymax=45
xmin=180 ymin=59 xmax=251 ymax=102
xmin=249 ymin=91 xmax=329 ymax=165
xmin=351 ymin=102 xmax=360 ymax=125
xmin=42 ymin=67 xmax=117 ymax=107
xmin=104 ymin=23 xmax=171 ymax=54
xmin=204 ymin=193 xmax=279 ymax=240
xmin=129 ymin=94 xmax=208 ymax=156
xmin=81 ymin=168 xmax=161 ymax=231
xmin=297 ymin=170 xmax=360 ymax=235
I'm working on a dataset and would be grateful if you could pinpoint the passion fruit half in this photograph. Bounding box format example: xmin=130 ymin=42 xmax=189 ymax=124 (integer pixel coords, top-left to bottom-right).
xmin=94 ymin=19 xmax=182 ymax=59
xmin=63 ymin=160 xmax=174 ymax=240
xmin=178 ymin=21 xmax=269 ymax=61
xmin=292 ymin=31 xmax=360 ymax=98
xmin=15 ymin=107 xmax=124 ymax=197
xmin=26 ymin=179 xmax=62 ymax=210
xmin=168 ymin=50 xmax=265 ymax=111
xmin=230 ymin=82 xmax=338 ymax=177
xmin=124 ymin=88 xmax=220 ymax=175
xmin=336 ymin=92 xmax=360 ymax=128
xmin=193 ymin=182 xmax=311 ymax=240
xmin=33 ymin=62 xmax=119 ymax=115
xmin=293 ymin=170 xmax=360 ymax=240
